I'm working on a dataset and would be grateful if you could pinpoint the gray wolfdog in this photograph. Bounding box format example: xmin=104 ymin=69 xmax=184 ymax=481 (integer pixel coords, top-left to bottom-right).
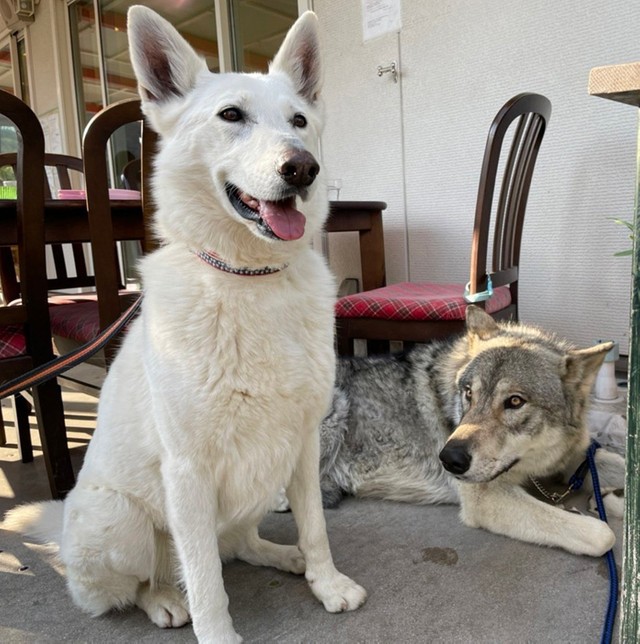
xmin=320 ymin=306 xmax=625 ymax=557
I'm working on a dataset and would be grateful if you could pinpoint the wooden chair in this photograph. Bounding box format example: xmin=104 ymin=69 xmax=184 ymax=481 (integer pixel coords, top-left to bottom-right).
xmin=48 ymin=99 xmax=156 ymax=384
xmin=0 ymin=90 xmax=74 ymax=498
xmin=82 ymin=98 xmax=157 ymax=367
xmin=335 ymin=93 xmax=551 ymax=355
xmin=0 ymin=152 xmax=90 ymax=304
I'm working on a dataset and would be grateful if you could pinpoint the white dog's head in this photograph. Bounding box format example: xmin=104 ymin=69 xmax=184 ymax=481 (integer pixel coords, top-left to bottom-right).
xmin=127 ymin=6 xmax=325 ymax=265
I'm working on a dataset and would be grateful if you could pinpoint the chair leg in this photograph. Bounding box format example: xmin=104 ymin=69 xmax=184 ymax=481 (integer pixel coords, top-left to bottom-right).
xmin=366 ymin=340 xmax=391 ymax=355
xmin=12 ymin=393 xmax=33 ymax=463
xmin=31 ymin=380 xmax=75 ymax=499
xmin=0 ymin=403 xmax=6 ymax=446
xmin=336 ymin=327 xmax=355 ymax=356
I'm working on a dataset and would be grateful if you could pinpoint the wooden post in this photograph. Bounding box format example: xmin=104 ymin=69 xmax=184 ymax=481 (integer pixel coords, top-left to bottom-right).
xmin=589 ymin=61 xmax=640 ymax=640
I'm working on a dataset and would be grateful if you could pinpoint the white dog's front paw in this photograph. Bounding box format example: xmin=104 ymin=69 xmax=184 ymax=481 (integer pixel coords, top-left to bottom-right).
xmin=308 ymin=571 xmax=367 ymax=613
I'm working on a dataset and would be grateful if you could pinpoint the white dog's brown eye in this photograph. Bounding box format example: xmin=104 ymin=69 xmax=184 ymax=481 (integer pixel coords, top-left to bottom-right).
xmin=505 ymin=395 xmax=525 ymax=409
xmin=292 ymin=113 xmax=307 ymax=128
xmin=219 ymin=107 xmax=243 ymax=122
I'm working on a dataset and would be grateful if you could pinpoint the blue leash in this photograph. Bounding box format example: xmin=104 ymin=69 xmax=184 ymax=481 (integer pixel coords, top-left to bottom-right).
xmin=585 ymin=440 xmax=618 ymax=644
xmin=534 ymin=440 xmax=618 ymax=642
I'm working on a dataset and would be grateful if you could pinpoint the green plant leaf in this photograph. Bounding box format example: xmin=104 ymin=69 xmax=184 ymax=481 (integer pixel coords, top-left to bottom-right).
xmin=609 ymin=217 xmax=635 ymax=232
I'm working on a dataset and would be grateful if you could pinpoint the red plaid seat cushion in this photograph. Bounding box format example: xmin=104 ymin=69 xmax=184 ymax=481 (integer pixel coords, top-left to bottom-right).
xmin=49 ymin=300 xmax=101 ymax=344
xmin=48 ymin=291 xmax=140 ymax=344
xmin=0 ymin=292 xmax=138 ymax=358
xmin=335 ymin=282 xmax=512 ymax=321
xmin=0 ymin=325 xmax=27 ymax=359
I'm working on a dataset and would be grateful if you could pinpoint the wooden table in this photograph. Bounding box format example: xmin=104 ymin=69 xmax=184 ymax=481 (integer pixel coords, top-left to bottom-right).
xmin=0 ymin=198 xmax=144 ymax=245
xmin=326 ymin=200 xmax=387 ymax=292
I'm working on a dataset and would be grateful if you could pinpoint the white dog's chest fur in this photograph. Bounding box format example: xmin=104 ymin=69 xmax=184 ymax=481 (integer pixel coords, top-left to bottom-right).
xmin=80 ymin=244 xmax=336 ymax=532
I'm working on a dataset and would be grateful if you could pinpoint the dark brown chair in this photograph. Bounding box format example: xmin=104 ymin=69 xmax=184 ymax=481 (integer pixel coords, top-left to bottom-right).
xmin=0 ymin=150 xmax=133 ymax=376
xmin=81 ymin=98 xmax=157 ymax=367
xmin=0 ymin=152 xmax=90 ymax=304
xmin=0 ymin=90 xmax=74 ymax=498
xmin=45 ymin=99 xmax=156 ymax=379
xmin=335 ymin=93 xmax=551 ymax=355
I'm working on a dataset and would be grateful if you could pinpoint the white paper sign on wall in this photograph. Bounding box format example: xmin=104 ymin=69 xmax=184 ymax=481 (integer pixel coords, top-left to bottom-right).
xmin=362 ymin=0 xmax=402 ymax=42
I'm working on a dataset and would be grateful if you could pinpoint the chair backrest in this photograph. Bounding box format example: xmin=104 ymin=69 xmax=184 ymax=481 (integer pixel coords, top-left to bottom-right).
xmin=0 ymin=90 xmax=54 ymax=371
xmin=0 ymin=152 xmax=92 ymax=302
xmin=469 ymin=93 xmax=551 ymax=311
xmin=0 ymin=90 xmax=75 ymax=497
xmin=82 ymin=98 xmax=157 ymax=359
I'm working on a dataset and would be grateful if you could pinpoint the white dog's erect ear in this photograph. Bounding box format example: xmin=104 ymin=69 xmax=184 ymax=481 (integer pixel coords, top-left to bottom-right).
xmin=269 ymin=11 xmax=322 ymax=103
xmin=465 ymin=305 xmax=500 ymax=341
xmin=127 ymin=5 xmax=208 ymax=104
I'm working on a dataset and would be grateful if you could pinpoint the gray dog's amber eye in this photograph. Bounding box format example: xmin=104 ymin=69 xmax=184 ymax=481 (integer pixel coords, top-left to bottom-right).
xmin=219 ymin=107 xmax=243 ymax=122
xmin=292 ymin=113 xmax=307 ymax=128
xmin=463 ymin=386 xmax=472 ymax=402
xmin=505 ymin=395 xmax=525 ymax=409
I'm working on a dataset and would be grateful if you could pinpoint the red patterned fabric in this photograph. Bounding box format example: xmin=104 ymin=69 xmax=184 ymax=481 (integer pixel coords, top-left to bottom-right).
xmin=335 ymin=282 xmax=512 ymax=321
xmin=0 ymin=325 xmax=26 ymax=359
xmin=0 ymin=292 xmax=137 ymax=361
xmin=49 ymin=291 xmax=139 ymax=344
xmin=49 ymin=300 xmax=101 ymax=344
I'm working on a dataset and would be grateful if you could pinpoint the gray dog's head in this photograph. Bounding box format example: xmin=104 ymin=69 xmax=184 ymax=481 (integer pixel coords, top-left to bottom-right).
xmin=439 ymin=307 xmax=612 ymax=483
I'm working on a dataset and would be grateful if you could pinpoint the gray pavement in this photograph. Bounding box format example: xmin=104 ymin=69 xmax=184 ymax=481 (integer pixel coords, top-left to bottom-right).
xmin=0 ymin=392 xmax=621 ymax=643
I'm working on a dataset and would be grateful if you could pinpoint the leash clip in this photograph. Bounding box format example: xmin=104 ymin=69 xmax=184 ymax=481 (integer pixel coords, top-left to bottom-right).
xmin=464 ymin=275 xmax=493 ymax=303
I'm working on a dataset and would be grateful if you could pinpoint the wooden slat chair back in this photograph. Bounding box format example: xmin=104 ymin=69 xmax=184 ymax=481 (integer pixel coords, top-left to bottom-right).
xmin=471 ymin=93 xmax=551 ymax=314
xmin=0 ymin=89 xmax=74 ymax=498
xmin=0 ymin=152 xmax=94 ymax=303
xmin=334 ymin=93 xmax=551 ymax=355
xmin=81 ymin=98 xmax=157 ymax=366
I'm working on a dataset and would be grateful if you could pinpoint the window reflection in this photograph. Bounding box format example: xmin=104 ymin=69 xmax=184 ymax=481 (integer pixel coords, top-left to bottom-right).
xmin=0 ymin=43 xmax=13 ymax=95
xmin=230 ymin=0 xmax=298 ymax=72
xmin=69 ymin=0 xmax=101 ymax=130
xmin=16 ymin=38 xmax=28 ymax=105
xmin=69 ymin=0 xmax=220 ymax=128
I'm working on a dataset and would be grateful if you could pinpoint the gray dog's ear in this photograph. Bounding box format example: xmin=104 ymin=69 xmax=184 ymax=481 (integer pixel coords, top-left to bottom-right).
xmin=563 ymin=342 xmax=614 ymax=400
xmin=465 ymin=305 xmax=500 ymax=341
xmin=127 ymin=5 xmax=208 ymax=105
xmin=269 ymin=11 xmax=322 ymax=104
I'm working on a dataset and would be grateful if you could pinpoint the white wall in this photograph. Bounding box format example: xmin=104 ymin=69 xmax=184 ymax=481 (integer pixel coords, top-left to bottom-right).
xmin=316 ymin=0 xmax=638 ymax=353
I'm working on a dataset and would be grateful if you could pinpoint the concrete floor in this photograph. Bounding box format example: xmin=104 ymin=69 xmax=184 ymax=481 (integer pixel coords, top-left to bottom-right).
xmin=0 ymin=390 xmax=623 ymax=643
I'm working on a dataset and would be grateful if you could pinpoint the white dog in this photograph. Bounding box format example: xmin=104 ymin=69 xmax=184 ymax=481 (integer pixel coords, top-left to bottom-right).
xmin=5 ymin=6 xmax=365 ymax=642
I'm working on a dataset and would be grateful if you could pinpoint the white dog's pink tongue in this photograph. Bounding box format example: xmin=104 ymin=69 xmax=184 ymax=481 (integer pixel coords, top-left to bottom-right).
xmin=259 ymin=199 xmax=306 ymax=241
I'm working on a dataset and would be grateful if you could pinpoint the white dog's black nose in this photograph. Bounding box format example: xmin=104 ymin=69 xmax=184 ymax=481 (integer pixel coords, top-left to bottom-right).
xmin=278 ymin=150 xmax=319 ymax=188
xmin=439 ymin=441 xmax=472 ymax=475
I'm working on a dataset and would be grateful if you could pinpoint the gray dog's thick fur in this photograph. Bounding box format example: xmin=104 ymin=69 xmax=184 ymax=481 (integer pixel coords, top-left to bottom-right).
xmin=320 ymin=307 xmax=625 ymax=556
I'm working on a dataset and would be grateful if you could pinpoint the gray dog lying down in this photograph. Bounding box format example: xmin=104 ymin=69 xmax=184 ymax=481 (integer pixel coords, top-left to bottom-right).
xmin=317 ymin=306 xmax=624 ymax=557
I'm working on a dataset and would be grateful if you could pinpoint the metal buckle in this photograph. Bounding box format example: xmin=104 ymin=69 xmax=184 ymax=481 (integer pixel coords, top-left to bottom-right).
xmin=464 ymin=275 xmax=493 ymax=303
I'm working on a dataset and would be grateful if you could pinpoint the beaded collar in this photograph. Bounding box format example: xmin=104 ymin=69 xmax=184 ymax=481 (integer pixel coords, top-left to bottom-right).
xmin=193 ymin=249 xmax=288 ymax=276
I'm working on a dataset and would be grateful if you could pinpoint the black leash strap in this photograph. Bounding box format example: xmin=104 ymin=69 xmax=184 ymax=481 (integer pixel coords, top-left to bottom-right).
xmin=0 ymin=294 xmax=143 ymax=399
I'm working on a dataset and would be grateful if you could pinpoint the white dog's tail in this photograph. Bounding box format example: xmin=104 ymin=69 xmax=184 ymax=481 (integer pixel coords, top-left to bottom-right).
xmin=3 ymin=501 xmax=64 ymax=545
